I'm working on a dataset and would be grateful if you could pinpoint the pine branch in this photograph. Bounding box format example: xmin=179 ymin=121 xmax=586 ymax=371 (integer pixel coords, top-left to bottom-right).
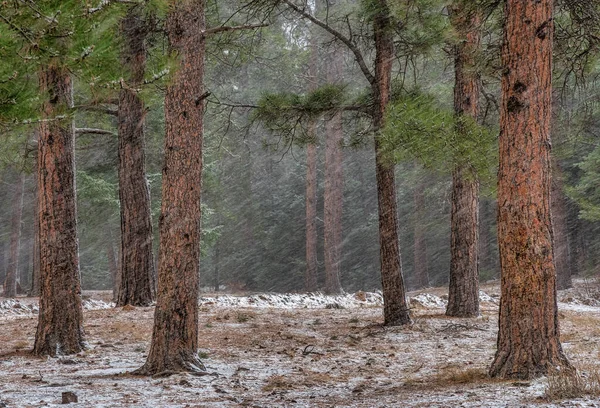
xmin=0 ymin=71 xmax=19 ymax=84
xmin=75 ymin=128 xmax=116 ymax=136
xmin=203 ymin=23 xmax=269 ymax=37
xmin=280 ymin=0 xmax=375 ymax=86
xmin=0 ymin=13 xmax=38 ymax=48
xmin=87 ymin=0 xmax=141 ymax=15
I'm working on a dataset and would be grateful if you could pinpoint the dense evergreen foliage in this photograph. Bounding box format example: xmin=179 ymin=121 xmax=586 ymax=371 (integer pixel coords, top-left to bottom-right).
xmin=0 ymin=0 xmax=598 ymax=296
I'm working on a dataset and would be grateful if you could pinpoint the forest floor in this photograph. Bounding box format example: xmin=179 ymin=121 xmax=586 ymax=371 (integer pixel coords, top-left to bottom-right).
xmin=2 ymin=280 xmax=600 ymax=407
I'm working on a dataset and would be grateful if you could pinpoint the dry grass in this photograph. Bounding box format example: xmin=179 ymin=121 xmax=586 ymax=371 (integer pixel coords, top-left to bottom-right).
xmin=545 ymin=367 xmax=600 ymax=401
xmin=433 ymin=367 xmax=491 ymax=385
xmin=262 ymin=375 xmax=294 ymax=392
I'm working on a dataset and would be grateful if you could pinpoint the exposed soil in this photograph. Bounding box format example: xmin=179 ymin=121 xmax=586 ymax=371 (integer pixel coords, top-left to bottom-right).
xmin=1 ymin=280 xmax=600 ymax=407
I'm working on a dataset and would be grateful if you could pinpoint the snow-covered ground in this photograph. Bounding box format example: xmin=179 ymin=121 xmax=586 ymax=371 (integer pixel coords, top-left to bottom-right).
xmin=1 ymin=281 xmax=600 ymax=407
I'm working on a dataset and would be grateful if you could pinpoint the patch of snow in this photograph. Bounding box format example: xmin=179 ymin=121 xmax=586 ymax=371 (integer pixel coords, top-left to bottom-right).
xmin=82 ymin=299 xmax=114 ymax=310
xmin=409 ymin=293 xmax=447 ymax=309
xmin=0 ymin=299 xmax=38 ymax=315
xmin=199 ymin=292 xmax=384 ymax=309
xmin=478 ymin=291 xmax=498 ymax=304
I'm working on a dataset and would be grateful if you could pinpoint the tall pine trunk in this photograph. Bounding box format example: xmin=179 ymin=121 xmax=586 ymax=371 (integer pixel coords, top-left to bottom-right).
xmin=116 ymin=6 xmax=156 ymax=307
xmin=323 ymin=35 xmax=344 ymax=294
xmin=3 ymin=171 xmax=25 ymax=298
xmin=551 ymin=162 xmax=572 ymax=290
xmin=305 ymin=141 xmax=318 ymax=292
xmin=30 ymin=163 xmax=41 ymax=297
xmin=413 ymin=180 xmax=429 ymax=289
xmin=33 ymin=64 xmax=85 ymax=356
xmin=446 ymin=1 xmax=481 ymax=317
xmin=305 ymin=35 xmax=318 ymax=293
xmin=373 ymin=0 xmax=410 ymax=326
xmin=490 ymin=0 xmax=571 ymax=379
xmin=136 ymin=0 xmax=205 ymax=374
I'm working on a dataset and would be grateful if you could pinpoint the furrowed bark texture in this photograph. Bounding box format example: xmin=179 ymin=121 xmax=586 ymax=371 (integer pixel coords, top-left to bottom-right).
xmin=4 ymin=171 xmax=25 ymax=298
xmin=373 ymin=0 xmax=410 ymax=326
xmin=136 ymin=0 xmax=205 ymax=375
xmin=33 ymin=65 xmax=85 ymax=356
xmin=490 ymin=0 xmax=571 ymax=379
xmin=446 ymin=2 xmax=481 ymax=317
xmin=116 ymin=6 xmax=156 ymax=307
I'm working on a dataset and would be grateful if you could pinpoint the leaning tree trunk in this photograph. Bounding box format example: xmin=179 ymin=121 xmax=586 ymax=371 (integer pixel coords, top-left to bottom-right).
xmin=116 ymin=6 xmax=156 ymax=307
xmin=33 ymin=64 xmax=85 ymax=356
xmin=373 ymin=0 xmax=411 ymax=326
xmin=489 ymin=0 xmax=571 ymax=379
xmin=3 ymin=171 xmax=25 ymax=298
xmin=446 ymin=1 xmax=481 ymax=317
xmin=136 ymin=0 xmax=205 ymax=375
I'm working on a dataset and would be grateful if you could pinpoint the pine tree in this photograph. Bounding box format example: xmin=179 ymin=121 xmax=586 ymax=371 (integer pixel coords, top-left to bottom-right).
xmin=490 ymin=0 xmax=571 ymax=379
xmin=446 ymin=0 xmax=482 ymax=318
xmin=116 ymin=4 xmax=157 ymax=307
xmin=136 ymin=0 xmax=206 ymax=375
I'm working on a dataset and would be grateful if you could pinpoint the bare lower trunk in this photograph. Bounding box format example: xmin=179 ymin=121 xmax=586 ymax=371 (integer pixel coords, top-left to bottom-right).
xmin=116 ymin=6 xmax=156 ymax=307
xmin=323 ymin=37 xmax=344 ymax=295
xmin=324 ymin=110 xmax=343 ymax=294
xmin=446 ymin=1 xmax=481 ymax=317
xmin=33 ymin=64 xmax=85 ymax=356
xmin=305 ymin=142 xmax=318 ymax=292
xmin=447 ymin=167 xmax=479 ymax=316
xmin=106 ymin=238 xmax=119 ymax=300
xmin=413 ymin=181 xmax=429 ymax=289
xmin=213 ymin=239 xmax=220 ymax=292
xmin=305 ymin=34 xmax=319 ymax=293
xmin=4 ymin=171 xmax=25 ymax=298
xmin=552 ymin=162 xmax=572 ymax=290
xmin=136 ymin=0 xmax=205 ymax=375
xmin=30 ymin=167 xmax=41 ymax=297
xmin=373 ymin=0 xmax=410 ymax=326
xmin=490 ymin=0 xmax=570 ymax=379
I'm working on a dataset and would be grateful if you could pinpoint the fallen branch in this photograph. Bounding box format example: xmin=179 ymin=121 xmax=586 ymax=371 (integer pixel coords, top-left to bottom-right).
xmin=302 ymin=345 xmax=324 ymax=356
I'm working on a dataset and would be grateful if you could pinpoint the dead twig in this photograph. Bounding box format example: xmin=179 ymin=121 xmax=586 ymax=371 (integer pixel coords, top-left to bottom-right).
xmin=302 ymin=345 xmax=324 ymax=356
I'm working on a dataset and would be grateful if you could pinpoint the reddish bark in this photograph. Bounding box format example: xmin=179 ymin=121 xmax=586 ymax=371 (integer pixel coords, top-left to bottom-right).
xmin=490 ymin=0 xmax=571 ymax=379
xmin=33 ymin=64 xmax=85 ymax=356
xmin=373 ymin=0 xmax=410 ymax=326
xmin=116 ymin=6 xmax=156 ymax=306
xmin=446 ymin=1 xmax=481 ymax=317
xmin=136 ymin=0 xmax=206 ymax=375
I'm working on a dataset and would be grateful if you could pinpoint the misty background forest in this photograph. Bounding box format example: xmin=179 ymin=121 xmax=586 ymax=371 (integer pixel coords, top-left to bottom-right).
xmin=3 ymin=0 xmax=598 ymax=296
